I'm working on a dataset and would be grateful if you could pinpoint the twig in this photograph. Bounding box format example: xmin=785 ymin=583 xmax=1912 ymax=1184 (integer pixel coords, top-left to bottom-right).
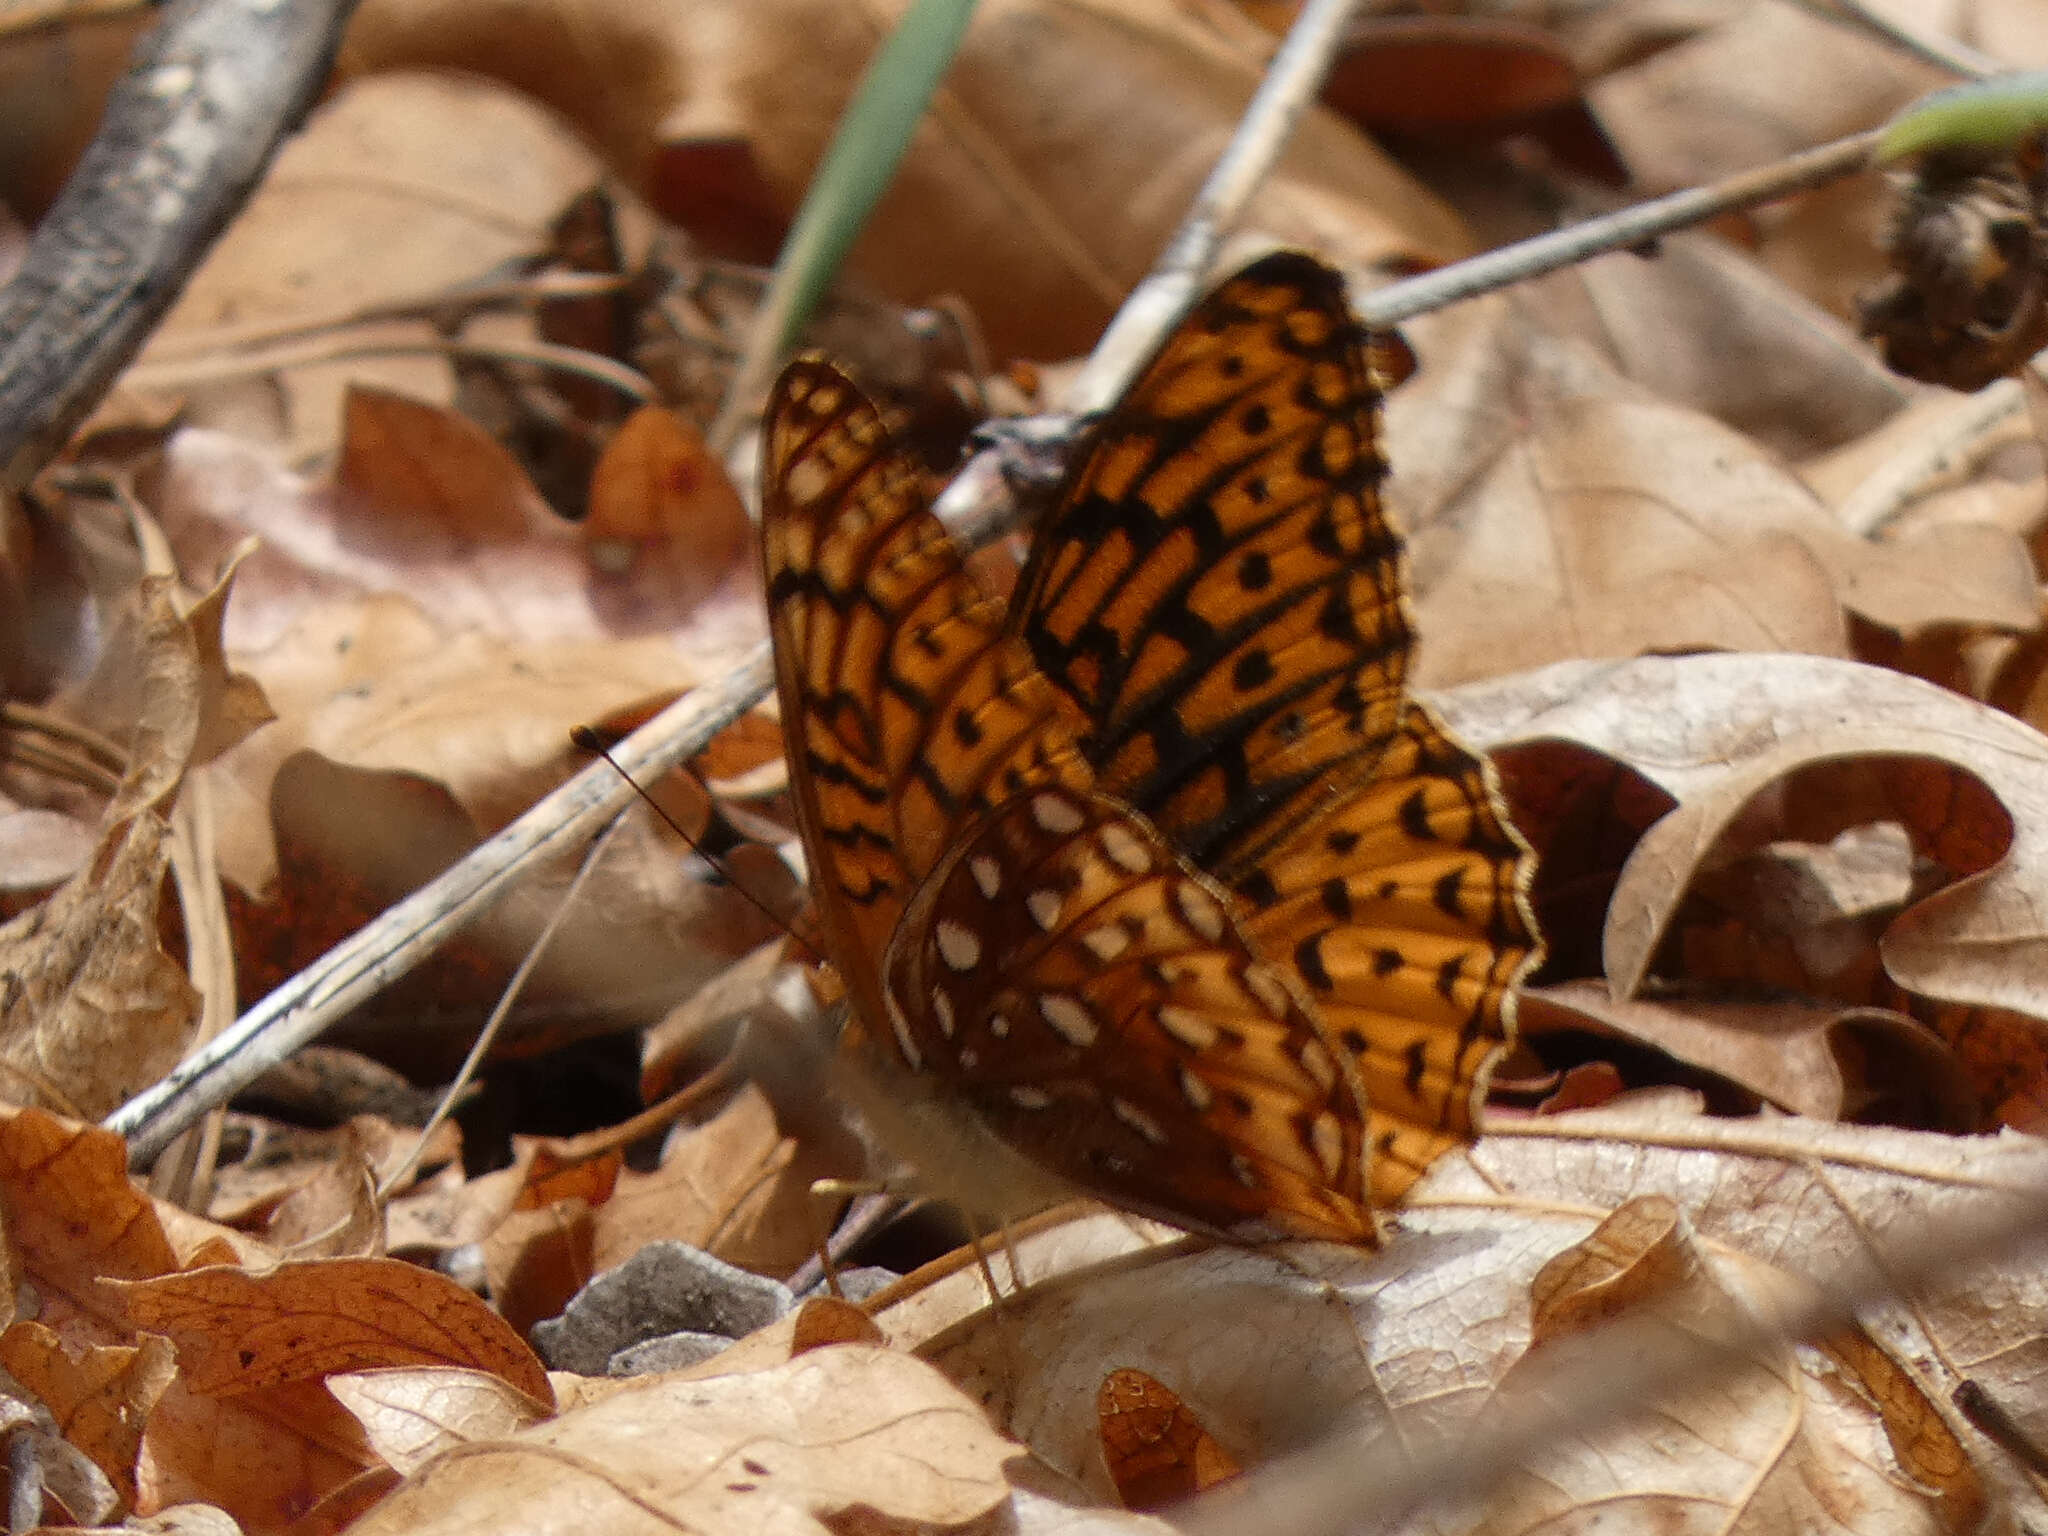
xmin=376 ymin=817 xmax=627 ymax=1203
xmin=122 ymin=331 xmax=657 ymax=403
xmin=1355 ymin=129 xmax=1885 ymax=327
xmin=1064 ymin=0 xmax=1367 ymax=415
xmin=107 ymin=658 xmax=772 ymax=1163
xmin=0 ymin=0 xmax=361 ymax=491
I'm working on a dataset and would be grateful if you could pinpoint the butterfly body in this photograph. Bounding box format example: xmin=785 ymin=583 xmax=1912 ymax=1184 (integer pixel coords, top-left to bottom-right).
xmin=761 ymin=252 xmax=1540 ymax=1245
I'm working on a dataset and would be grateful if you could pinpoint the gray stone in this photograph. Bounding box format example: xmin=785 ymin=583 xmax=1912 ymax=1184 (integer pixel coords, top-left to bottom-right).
xmin=607 ymin=1330 xmax=731 ymax=1376
xmin=530 ymin=1241 xmax=793 ymax=1376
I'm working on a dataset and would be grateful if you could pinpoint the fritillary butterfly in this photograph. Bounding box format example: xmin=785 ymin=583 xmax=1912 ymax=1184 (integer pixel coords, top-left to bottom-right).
xmin=760 ymin=252 xmax=1541 ymax=1243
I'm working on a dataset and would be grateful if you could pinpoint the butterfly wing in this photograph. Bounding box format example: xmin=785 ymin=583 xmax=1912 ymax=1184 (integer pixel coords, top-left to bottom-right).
xmin=884 ymin=785 xmax=1374 ymax=1242
xmin=1237 ymin=703 xmax=1540 ymax=1206
xmin=1010 ymin=252 xmax=1412 ymax=879
xmin=760 ymin=359 xmax=1089 ymax=1028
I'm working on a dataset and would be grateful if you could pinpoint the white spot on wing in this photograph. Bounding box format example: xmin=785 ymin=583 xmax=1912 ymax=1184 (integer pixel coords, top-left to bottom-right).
xmin=931 ymin=988 xmax=956 ymax=1039
xmin=1174 ymin=882 xmax=1227 ymax=943
xmin=1031 ymin=792 xmax=1085 ymax=835
xmin=1157 ymin=1005 xmax=1220 ymax=1051
xmin=1112 ymin=1097 xmax=1169 ymax=1145
xmin=970 ymin=856 xmax=1002 ymax=899
xmin=1080 ymin=925 xmax=1130 ymax=962
xmin=1178 ymin=1065 xmax=1214 ymax=1111
xmin=1099 ymin=822 xmax=1151 ymax=873
xmin=1038 ymin=995 xmax=1099 ymax=1047
xmin=1309 ymin=1112 xmax=1345 ymax=1179
xmin=1010 ymin=1086 xmax=1052 ymax=1109
xmin=1027 ymin=889 xmax=1063 ymax=930
xmin=936 ymin=920 xmax=981 ymax=972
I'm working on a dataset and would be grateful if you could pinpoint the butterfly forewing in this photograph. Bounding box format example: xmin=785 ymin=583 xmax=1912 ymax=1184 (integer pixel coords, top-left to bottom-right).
xmin=1011 ymin=252 xmax=1412 ymax=876
xmin=761 ymin=359 xmax=1089 ymax=1026
xmin=884 ymin=786 xmax=1373 ymax=1242
xmin=1237 ymin=703 xmax=1538 ymax=1206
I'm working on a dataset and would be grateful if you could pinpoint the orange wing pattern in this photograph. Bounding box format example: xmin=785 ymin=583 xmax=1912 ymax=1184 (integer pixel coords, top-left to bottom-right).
xmin=885 ymin=786 xmax=1372 ymax=1241
xmin=1011 ymin=253 xmax=1411 ymax=878
xmin=1236 ymin=704 xmax=1538 ymax=1206
xmin=760 ymin=360 xmax=1088 ymax=1025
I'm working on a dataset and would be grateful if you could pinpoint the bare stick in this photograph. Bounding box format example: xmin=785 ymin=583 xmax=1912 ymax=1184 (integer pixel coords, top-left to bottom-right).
xmin=1357 ymin=129 xmax=1883 ymax=327
xmin=107 ymin=654 xmax=772 ymax=1163
xmin=1065 ymin=0 xmax=1365 ymax=415
xmin=0 ymin=0 xmax=360 ymax=491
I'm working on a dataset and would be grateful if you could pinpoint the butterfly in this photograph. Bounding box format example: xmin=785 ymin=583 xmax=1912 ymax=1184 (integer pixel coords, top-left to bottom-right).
xmin=759 ymin=251 xmax=1540 ymax=1244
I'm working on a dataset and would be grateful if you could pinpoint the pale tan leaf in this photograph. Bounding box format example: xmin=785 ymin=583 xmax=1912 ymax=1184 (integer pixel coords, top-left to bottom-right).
xmin=342 ymin=1344 xmax=1018 ymax=1535
xmin=326 ymin=1366 xmax=552 ymax=1476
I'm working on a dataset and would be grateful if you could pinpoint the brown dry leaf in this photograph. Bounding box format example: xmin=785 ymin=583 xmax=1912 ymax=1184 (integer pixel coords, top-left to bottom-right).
xmin=342 ymin=0 xmax=1473 ymax=359
xmin=0 ymin=1324 xmax=177 ymax=1507
xmin=0 ymin=575 xmax=228 ymax=1118
xmin=1439 ymin=653 xmax=2048 ymax=1022
xmin=154 ymin=425 xmax=740 ymax=664
xmin=1585 ymin=2 xmax=1945 ymax=322
xmin=112 ymin=1256 xmax=552 ymax=1406
xmin=482 ymin=1197 xmax=596 ymax=1339
xmin=0 ymin=1112 xmax=411 ymax=1529
xmin=1520 ymin=979 xmax=1977 ymax=1127
xmin=335 ymin=385 xmax=555 ymax=543
xmin=189 ymin=597 xmax=788 ymax=1069
xmin=1097 ymin=1366 xmax=1241 ymax=1511
xmin=123 ymin=72 xmax=603 ymax=463
xmin=1395 ymin=314 xmax=2036 ymax=688
xmin=208 ymin=1116 xmax=455 ymax=1232
xmin=343 ymin=1343 xmax=1019 ymax=1535
xmin=919 ymin=1107 xmax=2034 ymax=1531
xmin=582 ymin=405 xmax=753 ymax=614
xmin=326 ymin=1366 xmax=552 ymax=1476
xmin=592 ymin=1084 xmax=829 ymax=1279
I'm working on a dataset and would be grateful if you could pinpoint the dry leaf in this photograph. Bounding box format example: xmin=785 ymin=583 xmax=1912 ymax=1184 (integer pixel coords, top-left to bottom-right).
xmin=1440 ymin=653 xmax=2048 ymax=1022
xmin=342 ymin=1344 xmax=1020 ymax=1534
xmin=326 ymin=1366 xmax=552 ymax=1476
xmin=125 ymin=72 xmax=603 ymax=462
xmin=918 ymin=1108 xmax=2034 ymax=1530
xmin=582 ymin=405 xmax=753 ymax=613
xmin=342 ymin=0 xmax=1474 ymax=358
xmin=1397 ymin=320 xmax=2036 ymax=687
xmin=112 ymin=1257 xmax=552 ymax=1406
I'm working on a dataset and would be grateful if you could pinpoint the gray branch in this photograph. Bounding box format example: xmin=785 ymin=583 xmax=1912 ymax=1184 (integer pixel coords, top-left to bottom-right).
xmin=0 ymin=0 xmax=359 ymax=492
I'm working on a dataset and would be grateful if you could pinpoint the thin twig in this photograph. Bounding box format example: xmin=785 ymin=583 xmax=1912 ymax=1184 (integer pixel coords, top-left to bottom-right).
xmin=0 ymin=0 xmax=361 ymax=491
xmin=107 ymin=657 xmax=772 ymax=1163
xmin=1355 ymin=130 xmax=1885 ymax=328
xmin=123 ymin=332 xmax=656 ymax=403
xmin=376 ymin=817 xmax=627 ymax=1203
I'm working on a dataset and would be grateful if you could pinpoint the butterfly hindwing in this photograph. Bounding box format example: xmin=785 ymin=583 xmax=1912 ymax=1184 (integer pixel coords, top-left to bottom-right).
xmin=884 ymin=786 xmax=1374 ymax=1242
xmin=1237 ymin=702 xmax=1539 ymax=1206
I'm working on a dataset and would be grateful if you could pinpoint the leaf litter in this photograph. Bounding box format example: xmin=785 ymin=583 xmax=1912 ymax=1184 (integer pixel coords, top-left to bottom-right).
xmin=11 ymin=0 xmax=2048 ymax=1531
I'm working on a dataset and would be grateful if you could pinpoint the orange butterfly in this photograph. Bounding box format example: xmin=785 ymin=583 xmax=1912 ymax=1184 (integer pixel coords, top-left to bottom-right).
xmin=760 ymin=252 xmax=1540 ymax=1243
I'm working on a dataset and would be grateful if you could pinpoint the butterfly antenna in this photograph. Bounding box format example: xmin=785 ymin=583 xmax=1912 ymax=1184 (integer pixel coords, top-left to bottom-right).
xmin=569 ymin=725 xmax=814 ymax=950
